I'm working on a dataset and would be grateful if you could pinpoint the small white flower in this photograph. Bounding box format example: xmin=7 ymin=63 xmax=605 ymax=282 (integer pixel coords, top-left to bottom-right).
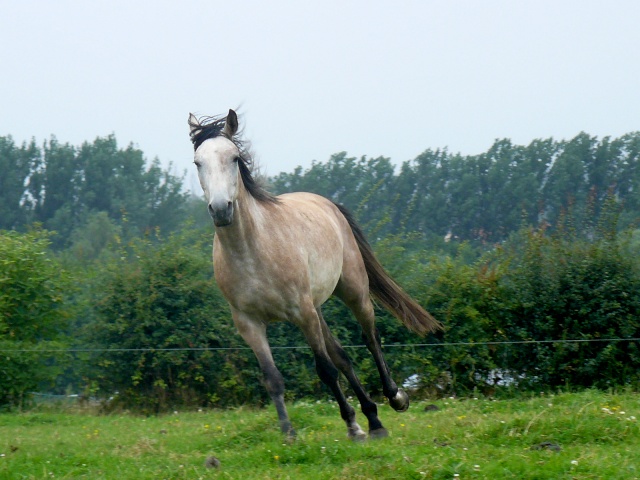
xmin=571 ymin=460 xmax=578 ymax=466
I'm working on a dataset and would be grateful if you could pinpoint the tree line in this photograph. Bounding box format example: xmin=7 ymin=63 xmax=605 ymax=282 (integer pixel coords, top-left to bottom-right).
xmin=0 ymin=135 xmax=187 ymax=249
xmin=271 ymin=132 xmax=640 ymax=242
xmin=1 ymin=131 xmax=640 ymax=410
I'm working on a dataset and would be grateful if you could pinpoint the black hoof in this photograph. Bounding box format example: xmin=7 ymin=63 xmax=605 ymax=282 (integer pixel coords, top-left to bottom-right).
xmin=389 ymin=388 xmax=410 ymax=412
xmin=369 ymin=427 xmax=389 ymax=440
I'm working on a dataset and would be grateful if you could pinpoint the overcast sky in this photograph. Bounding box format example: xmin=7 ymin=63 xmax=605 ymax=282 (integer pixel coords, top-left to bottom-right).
xmin=2 ymin=1 xmax=639 ymax=191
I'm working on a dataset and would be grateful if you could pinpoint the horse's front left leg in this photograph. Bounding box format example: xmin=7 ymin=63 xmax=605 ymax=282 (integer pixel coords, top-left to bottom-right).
xmin=232 ymin=310 xmax=295 ymax=438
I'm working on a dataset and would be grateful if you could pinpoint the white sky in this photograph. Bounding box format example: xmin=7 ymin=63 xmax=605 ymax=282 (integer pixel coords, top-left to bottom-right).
xmin=2 ymin=1 xmax=639 ymax=191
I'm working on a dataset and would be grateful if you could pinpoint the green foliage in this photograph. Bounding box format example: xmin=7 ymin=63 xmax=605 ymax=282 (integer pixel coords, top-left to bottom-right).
xmin=0 ymin=134 xmax=188 ymax=249
xmin=84 ymin=229 xmax=264 ymax=411
xmin=492 ymin=227 xmax=640 ymax=389
xmin=271 ymin=132 xmax=640 ymax=243
xmin=0 ymin=230 xmax=71 ymax=408
xmin=5 ymin=129 xmax=640 ymax=407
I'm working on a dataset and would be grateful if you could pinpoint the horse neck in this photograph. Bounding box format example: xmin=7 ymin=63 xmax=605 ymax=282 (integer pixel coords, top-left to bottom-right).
xmin=213 ymin=181 xmax=263 ymax=254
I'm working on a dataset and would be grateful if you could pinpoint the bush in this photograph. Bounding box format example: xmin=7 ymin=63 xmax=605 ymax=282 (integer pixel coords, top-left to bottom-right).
xmin=0 ymin=230 xmax=71 ymax=408
xmin=494 ymin=228 xmax=640 ymax=389
xmin=85 ymin=229 xmax=266 ymax=412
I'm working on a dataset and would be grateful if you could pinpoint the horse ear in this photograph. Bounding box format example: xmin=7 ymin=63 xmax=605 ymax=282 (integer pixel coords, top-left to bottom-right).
xmin=223 ymin=109 xmax=238 ymax=137
xmin=188 ymin=113 xmax=200 ymax=134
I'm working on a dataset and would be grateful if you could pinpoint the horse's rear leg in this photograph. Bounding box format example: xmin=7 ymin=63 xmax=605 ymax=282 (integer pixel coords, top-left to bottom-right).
xmin=232 ymin=310 xmax=295 ymax=438
xmin=297 ymin=305 xmax=367 ymax=441
xmin=316 ymin=308 xmax=388 ymax=439
xmin=341 ymin=293 xmax=410 ymax=413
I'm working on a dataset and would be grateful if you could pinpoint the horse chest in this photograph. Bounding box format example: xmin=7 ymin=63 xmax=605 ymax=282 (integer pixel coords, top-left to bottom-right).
xmin=214 ymin=253 xmax=307 ymax=319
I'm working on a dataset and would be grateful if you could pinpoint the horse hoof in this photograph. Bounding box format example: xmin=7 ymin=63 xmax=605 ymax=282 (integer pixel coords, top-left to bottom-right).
xmin=389 ymin=388 xmax=410 ymax=412
xmin=283 ymin=426 xmax=297 ymax=442
xmin=369 ymin=427 xmax=389 ymax=440
xmin=349 ymin=431 xmax=368 ymax=442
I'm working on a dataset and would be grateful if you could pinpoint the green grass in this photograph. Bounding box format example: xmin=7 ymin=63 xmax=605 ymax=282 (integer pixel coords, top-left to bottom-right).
xmin=1 ymin=390 xmax=639 ymax=479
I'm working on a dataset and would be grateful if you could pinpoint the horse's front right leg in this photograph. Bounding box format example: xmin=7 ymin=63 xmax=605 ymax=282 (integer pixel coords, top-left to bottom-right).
xmin=232 ymin=310 xmax=295 ymax=438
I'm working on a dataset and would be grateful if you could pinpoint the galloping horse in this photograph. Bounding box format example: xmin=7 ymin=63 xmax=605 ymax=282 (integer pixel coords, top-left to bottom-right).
xmin=188 ymin=109 xmax=440 ymax=440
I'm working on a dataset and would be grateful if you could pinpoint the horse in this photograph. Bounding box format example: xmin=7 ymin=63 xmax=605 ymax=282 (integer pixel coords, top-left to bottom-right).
xmin=188 ymin=109 xmax=440 ymax=440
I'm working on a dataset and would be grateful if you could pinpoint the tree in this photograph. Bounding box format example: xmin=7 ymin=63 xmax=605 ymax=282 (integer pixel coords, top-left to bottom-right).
xmin=0 ymin=136 xmax=39 ymax=230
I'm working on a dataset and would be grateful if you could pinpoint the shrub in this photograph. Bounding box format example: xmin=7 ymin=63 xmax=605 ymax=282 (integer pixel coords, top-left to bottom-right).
xmin=0 ymin=230 xmax=71 ymax=408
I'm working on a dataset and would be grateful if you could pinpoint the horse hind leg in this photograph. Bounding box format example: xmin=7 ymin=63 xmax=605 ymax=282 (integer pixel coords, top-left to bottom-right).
xmin=338 ymin=287 xmax=410 ymax=413
xmin=297 ymin=305 xmax=367 ymax=441
xmin=316 ymin=308 xmax=388 ymax=439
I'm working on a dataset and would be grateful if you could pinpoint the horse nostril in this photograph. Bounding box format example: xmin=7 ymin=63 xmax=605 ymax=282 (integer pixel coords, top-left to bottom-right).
xmin=227 ymin=201 xmax=232 ymax=209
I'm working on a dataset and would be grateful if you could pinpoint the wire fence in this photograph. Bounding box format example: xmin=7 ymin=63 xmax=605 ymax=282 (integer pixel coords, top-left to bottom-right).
xmin=2 ymin=337 xmax=639 ymax=353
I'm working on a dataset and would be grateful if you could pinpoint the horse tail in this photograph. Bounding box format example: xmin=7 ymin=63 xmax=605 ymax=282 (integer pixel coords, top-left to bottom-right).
xmin=334 ymin=203 xmax=442 ymax=336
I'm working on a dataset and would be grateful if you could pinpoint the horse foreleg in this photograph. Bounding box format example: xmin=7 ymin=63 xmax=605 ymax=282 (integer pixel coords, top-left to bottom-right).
xmin=232 ymin=311 xmax=295 ymax=438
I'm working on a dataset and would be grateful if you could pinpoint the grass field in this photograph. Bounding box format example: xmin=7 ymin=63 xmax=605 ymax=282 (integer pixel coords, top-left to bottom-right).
xmin=1 ymin=389 xmax=639 ymax=479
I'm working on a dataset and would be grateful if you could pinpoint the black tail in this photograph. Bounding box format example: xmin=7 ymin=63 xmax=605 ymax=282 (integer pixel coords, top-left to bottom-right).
xmin=334 ymin=203 xmax=442 ymax=336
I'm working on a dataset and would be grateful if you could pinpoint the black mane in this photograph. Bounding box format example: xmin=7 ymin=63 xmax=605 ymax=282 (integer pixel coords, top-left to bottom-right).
xmin=189 ymin=113 xmax=279 ymax=204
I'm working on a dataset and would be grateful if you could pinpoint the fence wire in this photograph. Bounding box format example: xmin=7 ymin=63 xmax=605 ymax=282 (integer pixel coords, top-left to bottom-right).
xmin=2 ymin=337 xmax=639 ymax=353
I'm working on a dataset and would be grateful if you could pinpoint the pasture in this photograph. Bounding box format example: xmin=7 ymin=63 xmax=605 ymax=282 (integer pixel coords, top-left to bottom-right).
xmin=1 ymin=390 xmax=638 ymax=479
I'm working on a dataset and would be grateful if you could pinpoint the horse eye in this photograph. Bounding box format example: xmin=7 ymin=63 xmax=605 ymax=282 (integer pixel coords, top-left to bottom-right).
xmin=233 ymin=156 xmax=240 ymax=163
xmin=193 ymin=160 xmax=202 ymax=168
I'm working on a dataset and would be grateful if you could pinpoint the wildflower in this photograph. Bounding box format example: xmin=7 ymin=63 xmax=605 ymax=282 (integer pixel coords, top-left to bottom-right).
xmin=204 ymin=424 xmax=210 ymax=429
xmin=274 ymin=455 xmax=280 ymax=461
xmin=400 ymin=423 xmax=405 ymax=427
xmin=571 ymin=460 xmax=578 ymax=466
xmin=474 ymin=465 xmax=480 ymax=471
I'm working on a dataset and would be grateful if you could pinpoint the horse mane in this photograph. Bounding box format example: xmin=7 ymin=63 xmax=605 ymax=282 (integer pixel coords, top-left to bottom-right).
xmin=189 ymin=113 xmax=279 ymax=204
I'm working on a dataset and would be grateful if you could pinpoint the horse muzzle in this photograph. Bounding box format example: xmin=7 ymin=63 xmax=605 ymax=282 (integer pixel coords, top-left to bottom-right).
xmin=208 ymin=201 xmax=234 ymax=227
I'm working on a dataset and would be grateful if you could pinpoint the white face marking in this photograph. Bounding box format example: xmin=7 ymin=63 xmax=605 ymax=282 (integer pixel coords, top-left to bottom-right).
xmin=194 ymin=137 xmax=240 ymax=225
